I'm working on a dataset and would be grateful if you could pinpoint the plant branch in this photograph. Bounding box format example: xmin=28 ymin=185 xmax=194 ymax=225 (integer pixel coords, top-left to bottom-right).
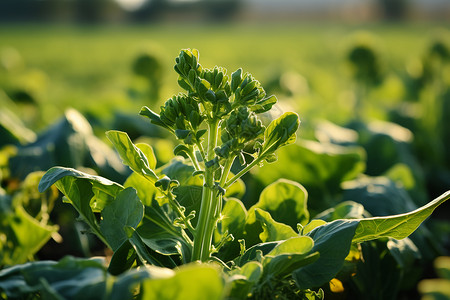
xmin=223 ymin=155 xmax=263 ymax=190
xmin=192 ymin=118 xmax=220 ymax=262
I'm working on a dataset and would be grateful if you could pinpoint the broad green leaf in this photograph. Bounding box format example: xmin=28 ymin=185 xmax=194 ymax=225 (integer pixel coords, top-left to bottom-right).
xmin=301 ymin=220 xmax=327 ymax=235
xmin=141 ymin=263 xmax=224 ymax=300
xmin=0 ymin=257 xmax=174 ymax=300
xmin=352 ymin=190 xmax=450 ymax=244
xmin=266 ymin=236 xmax=314 ymax=257
xmin=263 ymin=251 xmax=319 ymax=280
xmin=110 ymin=267 xmax=174 ymax=300
xmin=100 ymin=187 xmax=144 ymax=251
xmin=106 ymin=130 xmax=158 ymax=182
xmin=262 ymin=236 xmax=319 ymax=279
xmin=252 ymin=179 xmax=309 ymax=229
xmin=162 ymin=159 xmax=202 ymax=186
xmin=293 ymin=220 xmax=359 ymax=289
xmin=124 ymin=172 xmax=156 ymax=207
xmin=387 ymin=238 xmax=421 ymax=269
xmin=224 ymin=177 xmax=246 ymax=199
xmin=227 ymin=261 xmax=263 ymax=300
xmin=38 ymin=166 xmax=123 ymax=212
xmin=128 ymin=226 xmax=178 ymax=268
xmin=108 ymin=240 xmax=137 ymax=275
xmin=237 ymin=241 xmax=281 ymax=267
xmin=216 ymin=197 xmax=247 ymax=241
xmin=253 ymin=140 xmax=365 ymax=213
xmin=38 ymin=167 xmax=124 ymax=247
xmin=137 ymin=199 xmax=191 ymax=262
xmin=254 ymin=208 xmax=297 ymax=242
xmin=0 ymin=257 xmax=108 ymax=300
xmin=342 ymin=176 xmax=438 ymax=260
xmin=260 ymin=112 xmax=299 ymax=156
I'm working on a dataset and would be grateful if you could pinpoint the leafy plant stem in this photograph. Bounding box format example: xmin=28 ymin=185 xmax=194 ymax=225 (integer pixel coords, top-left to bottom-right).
xmin=192 ymin=119 xmax=220 ymax=262
xmin=165 ymin=191 xmax=195 ymax=242
xmin=220 ymin=156 xmax=235 ymax=187
xmin=186 ymin=145 xmax=202 ymax=172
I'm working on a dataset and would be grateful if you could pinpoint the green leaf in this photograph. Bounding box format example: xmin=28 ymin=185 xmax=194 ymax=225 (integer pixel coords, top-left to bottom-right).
xmin=39 ymin=167 xmax=124 ymax=247
xmin=39 ymin=166 xmax=122 ymax=198
xmin=214 ymin=198 xmax=247 ymax=262
xmin=128 ymin=227 xmax=178 ymax=268
xmin=141 ymin=263 xmax=224 ymax=300
xmin=124 ymin=172 xmax=156 ymax=207
xmin=227 ymin=261 xmax=262 ymax=299
xmin=250 ymin=95 xmax=278 ymax=114
xmin=137 ymin=199 xmax=192 ymax=262
xmin=294 ymin=220 xmax=359 ymax=289
xmin=0 ymin=257 xmax=108 ymax=300
xmin=266 ymin=236 xmax=314 ymax=257
xmin=110 ymin=267 xmax=174 ymax=300
xmin=140 ymin=106 xmax=172 ymax=130
xmin=237 ymin=241 xmax=281 ymax=267
xmin=260 ymin=112 xmax=299 ymax=156
xmin=252 ymin=179 xmax=309 ymax=229
xmin=100 ymin=187 xmax=144 ymax=251
xmin=253 ymin=140 xmax=365 ymax=213
xmin=301 ymin=220 xmax=327 ymax=235
xmin=352 ymin=190 xmax=450 ymax=244
xmin=106 ymin=130 xmax=158 ymax=183
xmin=262 ymin=236 xmax=319 ymax=280
xmin=108 ymin=240 xmax=137 ymax=275
xmin=5 ymin=206 xmax=58 ymax=265
xmin=253 ymin=208 xmax=297 ymax=242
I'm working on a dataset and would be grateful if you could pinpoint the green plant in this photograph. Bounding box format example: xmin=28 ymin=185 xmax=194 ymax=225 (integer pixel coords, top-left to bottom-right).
xmin=4 ymin=49 xmax=448 ymax=299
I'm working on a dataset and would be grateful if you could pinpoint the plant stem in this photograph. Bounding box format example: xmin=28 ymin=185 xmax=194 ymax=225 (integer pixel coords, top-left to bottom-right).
xmin=220 ymin=157 xmax=235 ymax=187
xmin=165 ymin=191 xmax=196 ymax=238
xmin=223 ymin=155 xmax=262 ymax=190
xmin=187 ymin=146 xmax=201 ymax=172
xmin=192 ymin=119 xmax=220 ymax=262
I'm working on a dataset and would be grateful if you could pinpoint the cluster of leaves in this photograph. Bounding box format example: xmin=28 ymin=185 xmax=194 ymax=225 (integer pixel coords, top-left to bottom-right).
xmin=0 ymin=49 xmax=449 ymax=300
xmin=0 ymin=171 xmax=59 ymax=268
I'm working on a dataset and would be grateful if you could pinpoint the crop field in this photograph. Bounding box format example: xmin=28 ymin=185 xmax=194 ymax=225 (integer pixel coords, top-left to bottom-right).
xmin=1 ymin=23 xmax=445 ymax=128
xmin=1 ymin=22 xmax=450 ymax=299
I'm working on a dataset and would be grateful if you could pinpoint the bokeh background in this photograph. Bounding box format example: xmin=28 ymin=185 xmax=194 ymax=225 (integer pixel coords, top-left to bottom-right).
xmin=1 ymin=1 xmax=450 ymax=299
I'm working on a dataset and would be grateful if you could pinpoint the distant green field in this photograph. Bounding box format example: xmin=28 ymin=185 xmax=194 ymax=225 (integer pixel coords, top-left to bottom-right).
xmin=0 ymin=22 xmax=449 ymax=132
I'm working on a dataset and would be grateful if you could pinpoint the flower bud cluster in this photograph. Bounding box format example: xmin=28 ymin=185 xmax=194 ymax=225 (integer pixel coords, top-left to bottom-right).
xmin=230 ymin=68 xmax=266 ymax=108
xmin=159 ymin=94 xmax=205 ymax=144
xmin=140 ymin=49 xmax=300 ymax=167
xmin=215 ymin=106 xmax=264 ymax=159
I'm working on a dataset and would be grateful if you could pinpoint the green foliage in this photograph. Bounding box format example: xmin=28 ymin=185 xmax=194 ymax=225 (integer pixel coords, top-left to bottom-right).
xmin=1 ymin=171 xmax=59 ymax=267
xmin=0 ymin=47 xmax=448 ymax=300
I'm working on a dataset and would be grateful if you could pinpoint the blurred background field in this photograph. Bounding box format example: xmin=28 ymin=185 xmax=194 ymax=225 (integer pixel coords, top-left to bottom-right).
xmin=1 ymin=22 xmax=448 ymax=132
xmin=1 ymin=1 xmax=450 ymax=299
